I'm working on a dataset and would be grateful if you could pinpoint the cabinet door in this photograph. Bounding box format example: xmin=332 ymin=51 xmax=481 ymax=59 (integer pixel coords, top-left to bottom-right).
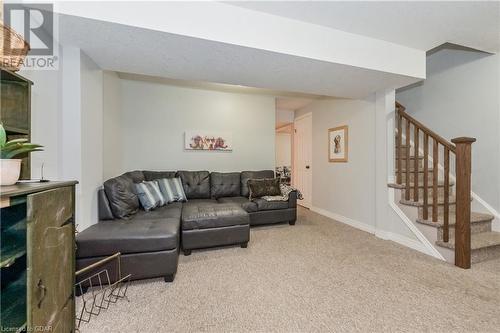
xmin=26 ymin=186 xmax=75 ymax=332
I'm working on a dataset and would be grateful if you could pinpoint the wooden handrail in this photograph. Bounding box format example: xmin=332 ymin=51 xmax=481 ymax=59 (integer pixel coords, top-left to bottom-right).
xmin=395 ymin=102 xmax=475 ymax=269
xmin=397 ymin=106 xmax=456 ymax=154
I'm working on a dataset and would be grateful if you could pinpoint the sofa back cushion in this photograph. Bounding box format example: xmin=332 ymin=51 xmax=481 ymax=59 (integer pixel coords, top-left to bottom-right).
xmin=143 ymin=170 xmax=177 ymax=181
xmin=103 ymin=171 xmax=144 ymax=219
xmin=177 ymin=171 xmax=211 ymax=199
xmin=210 ymin=172 xmax=241 ymax=198
xmin=240 ymin=170 xmax=275 ymax=197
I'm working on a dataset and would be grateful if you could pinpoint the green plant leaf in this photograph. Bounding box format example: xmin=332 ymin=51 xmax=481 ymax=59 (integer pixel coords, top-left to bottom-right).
xmin=3 ymin=147 xmax=44 ymax=159
xmin=4 ymin=138 xmax=28 ymax=147
xmin=2 ymin=143 xmax=42 ymax=152
xmin=0 ymin=124 xmax=6 ymax=148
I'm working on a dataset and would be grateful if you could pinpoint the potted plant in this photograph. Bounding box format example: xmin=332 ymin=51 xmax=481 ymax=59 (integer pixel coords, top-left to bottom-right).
xmin=0 ymin=124 xmax=43 ymax=185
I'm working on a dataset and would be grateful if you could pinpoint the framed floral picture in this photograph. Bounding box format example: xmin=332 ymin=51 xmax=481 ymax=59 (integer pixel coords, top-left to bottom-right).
xmin=328 ymin=125 xmax=348 ymax=162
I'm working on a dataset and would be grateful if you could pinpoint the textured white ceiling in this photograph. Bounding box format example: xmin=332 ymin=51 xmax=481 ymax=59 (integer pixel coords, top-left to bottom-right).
xmin=59 ymin=15 xmax=420 ymax=98
xmin=227 ymin=1 xmax=500 ymax=53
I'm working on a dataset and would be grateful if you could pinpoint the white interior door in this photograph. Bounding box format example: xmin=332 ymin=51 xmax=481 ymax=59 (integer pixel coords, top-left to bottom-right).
xmin=293 ymin=113 xmax=312 ymax=208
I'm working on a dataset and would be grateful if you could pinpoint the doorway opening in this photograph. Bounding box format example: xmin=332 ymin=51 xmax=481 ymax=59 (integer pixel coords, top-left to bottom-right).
xmin=275 ymin=97 xmax=314 ymax=208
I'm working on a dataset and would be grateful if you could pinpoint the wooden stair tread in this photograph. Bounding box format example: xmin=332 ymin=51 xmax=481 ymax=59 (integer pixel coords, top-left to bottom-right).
xmin=396 ymin=155 xmax=424 ymax=160
xmin=395 ymin=167 xmax=434 ymax=173
xmin=388 ymin=180 xmax=454 ymax=189
xmin=416 ymin=211 xmax=494 ymax=227
xmin=436 ymin=231 xmax=500 ymax=250
xmin=399 ymin=196 xmax=458 ymax=207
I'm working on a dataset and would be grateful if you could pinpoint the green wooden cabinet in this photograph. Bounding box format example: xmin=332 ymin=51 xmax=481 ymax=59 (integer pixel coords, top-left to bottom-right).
xmin=1 ymin=181 xmax=77 ymax=333
xmin=0 ymin=69 xmax=33 ymax=180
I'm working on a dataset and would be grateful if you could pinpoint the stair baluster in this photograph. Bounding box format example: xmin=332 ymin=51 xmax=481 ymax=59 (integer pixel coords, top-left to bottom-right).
xmin=397 ymin=113 xmax=402 ymax=185
xmin=432 ymin=139 xmax=439 ymax=222
xmin=405 ymin=119 xmax=411 ymax=201
xmin=413 ymin=127 xmax=419 ymax=202
xmin=443 ymin=148 xmax=450 ymax=242
xmin=423 ymin=134 xmax=429 ymax=220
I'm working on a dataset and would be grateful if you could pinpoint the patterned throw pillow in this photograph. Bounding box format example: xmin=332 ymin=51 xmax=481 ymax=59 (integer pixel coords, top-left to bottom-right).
xmin=247 ymin=178 xmax=281 ymax=200
xmin=156 ymin=177 xmax=188 ymax=203
xmin=134 ymin=181 xmax=166 ymax=211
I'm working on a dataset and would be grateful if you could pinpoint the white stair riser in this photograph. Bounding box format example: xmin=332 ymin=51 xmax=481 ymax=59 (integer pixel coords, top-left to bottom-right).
xmin=404 ymin=186 xmax=454 ymax=200
xmin=398 ymin=158 xmax=423 ymax=169
xmin=418 ymin=204 xmax=456 ymax=219
xmin=400 ymin=171 xmax=435 ymax=183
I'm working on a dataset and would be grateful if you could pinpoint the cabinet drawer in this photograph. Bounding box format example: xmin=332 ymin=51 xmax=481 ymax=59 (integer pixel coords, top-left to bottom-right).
xmin=27 ymin=187 xmax=73 ymax=228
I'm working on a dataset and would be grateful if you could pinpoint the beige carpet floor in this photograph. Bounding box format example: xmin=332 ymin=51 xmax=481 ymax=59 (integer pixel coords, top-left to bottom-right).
xmin=79 ymin=207 xmax=500 ymax=333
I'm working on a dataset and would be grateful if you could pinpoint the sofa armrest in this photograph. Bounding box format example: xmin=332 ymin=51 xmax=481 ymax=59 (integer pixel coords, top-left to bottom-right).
xmin=288 ymin=190 xmax=298 ymax=208
xmin=98 ymin=188 xmax=115 ymax=220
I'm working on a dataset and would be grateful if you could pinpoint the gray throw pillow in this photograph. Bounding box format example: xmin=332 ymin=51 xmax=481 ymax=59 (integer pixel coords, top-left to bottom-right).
xmin=157 ymin=177 xmax=188 ymax=203
xmin=134 ymin=181 xmax=166 ymax=211
xmin=247 ymin=178 xmax=281 ymax=200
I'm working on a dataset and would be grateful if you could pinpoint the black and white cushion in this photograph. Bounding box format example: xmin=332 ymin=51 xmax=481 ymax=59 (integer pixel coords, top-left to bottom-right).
xmin=156 ymin=177 xmax=187 ymax=203
xmin=134 ymin=181 xmax=165 ymax=211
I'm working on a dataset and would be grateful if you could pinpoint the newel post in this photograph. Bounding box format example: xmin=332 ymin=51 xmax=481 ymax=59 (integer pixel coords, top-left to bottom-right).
xmin=451 ymin=137 xmax=476 ymax=269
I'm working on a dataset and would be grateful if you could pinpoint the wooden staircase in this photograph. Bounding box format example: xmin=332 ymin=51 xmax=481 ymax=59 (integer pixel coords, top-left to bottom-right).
xmin=389 ymin=102 xmax=500 ymax=268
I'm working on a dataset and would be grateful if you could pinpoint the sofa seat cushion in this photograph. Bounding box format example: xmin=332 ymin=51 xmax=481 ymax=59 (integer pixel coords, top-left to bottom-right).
xmin=253 ymin=198 xmax=289 ymax=211
xmin=183 ymin=199 xmax=218 ymax=206
xmin=182 ymin=203 xmax=249 ymax=230
xmin=76 ymin=218 xmax=180 ymax=258
xmin=217 ymin=196 xmax=258 ymax=213
xmin=131 ymin=202 xmax=183 ymax=220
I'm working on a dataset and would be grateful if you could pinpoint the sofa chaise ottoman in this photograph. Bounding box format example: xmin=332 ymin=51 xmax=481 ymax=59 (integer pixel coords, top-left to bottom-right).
xmin=181 ymin=203 xmax=250 ymax=255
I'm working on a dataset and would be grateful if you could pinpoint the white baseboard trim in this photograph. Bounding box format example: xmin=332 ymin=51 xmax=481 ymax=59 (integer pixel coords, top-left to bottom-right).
xmin=310 ymin=203 xmax=445 ymax=260
xmin=310 ymin=206 xmax=376 ymax=234
xmin=374 ymin=230 xmax=431 ymax=255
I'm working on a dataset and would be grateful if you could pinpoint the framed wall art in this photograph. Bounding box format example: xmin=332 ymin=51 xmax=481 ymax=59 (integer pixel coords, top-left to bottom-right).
xmin=328 ymin=125 xmax=348 ymax=162
xmin=185 ymin=131 xmax=233 ymax=151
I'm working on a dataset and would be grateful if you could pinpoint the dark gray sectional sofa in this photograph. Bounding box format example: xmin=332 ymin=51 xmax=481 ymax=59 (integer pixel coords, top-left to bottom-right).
xmin=76 ymin=170 xmax=297 ymax=283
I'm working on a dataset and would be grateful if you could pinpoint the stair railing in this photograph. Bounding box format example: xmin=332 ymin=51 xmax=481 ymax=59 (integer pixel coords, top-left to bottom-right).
xmin=395 ymin=102 xmax=475 ymax=268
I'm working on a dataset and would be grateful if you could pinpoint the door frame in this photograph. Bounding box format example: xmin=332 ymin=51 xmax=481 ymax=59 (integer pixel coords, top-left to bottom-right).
xmin=293 ymin=112 xmax=312 ymax=208
xmin=275 ymin=123 xmax=294 ymax=185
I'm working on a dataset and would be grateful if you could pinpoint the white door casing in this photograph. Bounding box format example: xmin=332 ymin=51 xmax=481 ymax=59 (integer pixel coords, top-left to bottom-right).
xmin=294 ymin=113 xmax=312 ymax=208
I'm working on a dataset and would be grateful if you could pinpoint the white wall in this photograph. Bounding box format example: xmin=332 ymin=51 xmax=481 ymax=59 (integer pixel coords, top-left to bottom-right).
xmin=80 ymin=52 xmax=103 ymax=230
xmin=275 ymin=133 xmax=291 ymax=167
xmin=397 ymin=49 xmax=500 ymax=212
xmin=103 ymin=71 xmax=123 ymax=179
xmin=104 ymin=78 xmax=276 ymax=175
xmin=295 ymin=98 xmax=377 ymax=227
xmin=20 ymin=65 xmax=61 ymax=180
xmin=295 ymin=96 xmax=418 ymax=241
